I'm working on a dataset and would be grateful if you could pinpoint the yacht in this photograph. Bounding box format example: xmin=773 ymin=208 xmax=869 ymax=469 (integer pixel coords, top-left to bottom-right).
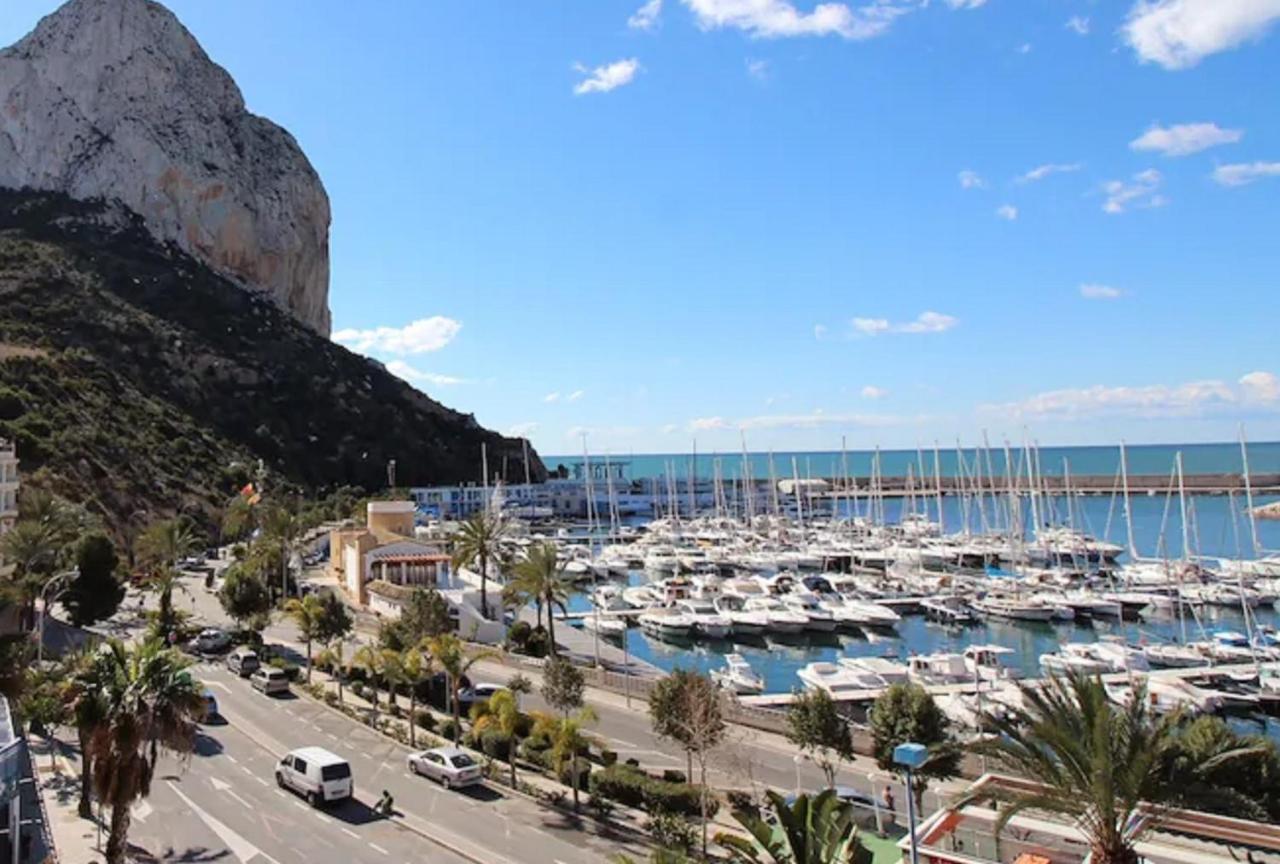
xmin=638 ymin=608 xmax=695 ymax=639
xmin=1105 ymin=675 xmax=1222 ymax=715
xmin=971 ymin=595 xmax=1057 ymax=623
xmin=797 ymin=662 xmax=883 ymax=697
xmin=907 ymin=653 xmax=972 ymax=686
xmin=1039 ymin=643 xmax=1113 ymax=677
xmin=674 ymin=599 xmax=732 ymax=639
xmin=743 ymin=597 xmax=809 ymax=634
xmin=920 ymin=595 xmax=978 ymax=625
xmin=711 ymin=654 xmax=766 ymax=695
xmin=779 ymin=593 xmax=838 ymax=632
xmin=964 ymin=644 xmax=1020 ymax=681
xmin=838 ymin=656 xmax=910 ymax=685
xmin=581 ymin=612 xmax=627 ymax=639
xmin=840 ymin=598 xmax=902 ymax=629
xmin=1142 ymin=642 xmax=1210 ymax=669
xmin=713 ymin=595 xmax=770 ymax=635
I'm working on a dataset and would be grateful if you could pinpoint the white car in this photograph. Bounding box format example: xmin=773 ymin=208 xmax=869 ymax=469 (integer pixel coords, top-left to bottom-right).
xmin=192 ymin=628 xmax=231 ymax=654
xmin=458 ymin=683 xmax=506 ymax=709
xmin=251 ymin=667 xmax=290 ymax=696
xmin=407 ymin=747 xmax=482 ymax=790
xmin=276 ymin=747 xmax=353 ymax=806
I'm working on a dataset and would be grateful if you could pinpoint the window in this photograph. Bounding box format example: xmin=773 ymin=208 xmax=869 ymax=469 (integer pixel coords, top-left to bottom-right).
xmin=449 ymin=754 xmax=476 ymax=769
xmin=321 ymin=763 xmax=351 ymax=781
xmin=427 ymin=753 xmax=443 ymax=765
xmin=293 ymin=757 xmax=308 ymax=773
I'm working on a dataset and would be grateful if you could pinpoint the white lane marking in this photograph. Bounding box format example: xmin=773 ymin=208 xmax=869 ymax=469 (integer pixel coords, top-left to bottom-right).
xmin=369 ymin=843 xmax=389 ymax=856
xmin=225 ymin=754 xmax=239 ymax=764
xmin=316 ymin=812 xmax=333 ymax=824
xmin=209 ymin=776 xmax=255 ymax=810
xmin=207 ymin=681 xmax=233 ymax=693
xmin=167 ymin=780 xmax=282 ymax=864
xmin=240 ymin=766 xmax=254 ymax=777
xmin=292 ymin=800 xmax=308 ymax=811
xmin=340 ymin=828 xmax=359 ymax=839
xmin=255 ymin=777 xmax=269 ymax=787
xmin=326 ymin=733 xmax=339 ymax=741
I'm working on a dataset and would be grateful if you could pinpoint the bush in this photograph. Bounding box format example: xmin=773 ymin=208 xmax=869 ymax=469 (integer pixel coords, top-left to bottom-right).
xmin=388 ymin=703 xmax=403 ymax=719
xmin=587 ymin=765 xmax=716 ymax=819
xmin=513 ymin=711 xmax=534 ymax=738
xmin=649 ymin=810 xmax=697 ymax=854
xmin=480 ymin=730 xmax=513 ymax=761
xmin=624 ymin=757 xmax=640 ymax=768
xmin=588 ymin=793 xmax=615 ymax=820
xmin=726 ymin=789 xmax=760 ymax=819
xmin=524 ymin=628 xmax=550 ymax=658
xmin=600 ymin=749 xmax=618 ymax=768
xmin=439 ymin=719 xmax=461 ymax=742
xmin=350 ymin=682 xmax=367 ymax=700
xmin=506 ymin=620 xmax=532 ymax=649
xmin=414 ymin=711 xmax=437 ymax=732
xmin=662 ymin=769 xmax=687 ymax=784
xmin=559 ymin=756 xmax=592 ymax=790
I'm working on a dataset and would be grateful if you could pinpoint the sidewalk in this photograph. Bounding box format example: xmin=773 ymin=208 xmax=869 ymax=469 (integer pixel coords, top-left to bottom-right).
xmin=27 ymin=734 xmax=100 ymax=864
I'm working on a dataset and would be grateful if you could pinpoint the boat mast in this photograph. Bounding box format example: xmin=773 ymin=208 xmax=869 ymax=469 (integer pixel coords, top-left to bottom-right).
xmin=933 ymin=441 xmax=945 ymax=536
xmin=1119 ymin=442 xmax=1138 ymax=560
xmin=1239 ymin=425 xmax=1261 ymax=559
xmin=1175 ymin=451 xmax=1190 ymax=644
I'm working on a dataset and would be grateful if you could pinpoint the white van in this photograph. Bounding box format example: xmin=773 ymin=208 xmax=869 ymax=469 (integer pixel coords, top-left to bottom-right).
xmin=276 ymin=747 xmax=352 ymax=806
xmin=226 ymin=649 xmax=260 ymax=677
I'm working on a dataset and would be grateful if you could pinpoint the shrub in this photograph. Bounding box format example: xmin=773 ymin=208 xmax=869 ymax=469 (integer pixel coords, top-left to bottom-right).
xmin=588 ymin=793 xmax=615 ymax=820
xmin=662 ymin=769 xmax=687 ymax=784
xmin=587 ymin=765 xmax=715 ymax=818
xmin=524 ymin=628 xmax=550 ymax=658
xmin=322 ymin=692 xmax=339 ymax=707
xmin=624 ymin=757 xmax=640 ymax=768
xmin=559 ymin=756 xmax=592 ymax=790
xmin=513 ymin=711 xmax=534 ymax=738
xmin=388 ymin=703 xmax=403 ymax=719
xmin=414 ymin=711 xmax=437 ymax=732
xmin=480 ymin=730 xmax=513 ymax=761
xmin=350 ymin=682 xmax=367 ymax=700
xmin=439 ymin=719 xmax=461 ymax=742
xmin=506 ymin=620 xmax=532 ymax=649
xmin=648 ymin=810 xmax=696 ymax=854
xmin=600 ymin=749 xmax=618 ymax=768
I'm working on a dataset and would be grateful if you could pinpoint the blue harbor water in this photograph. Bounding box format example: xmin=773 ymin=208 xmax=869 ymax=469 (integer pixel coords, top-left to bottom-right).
xmin=562 ymin=492 xmax=1280 ymax=710
xmin=547 ymin=440 xmax=1280 ymax=484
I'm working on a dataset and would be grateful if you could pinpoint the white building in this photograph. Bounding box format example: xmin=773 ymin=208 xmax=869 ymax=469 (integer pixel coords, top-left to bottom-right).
xmin=0 ymin=438 xmax=17 ymax=538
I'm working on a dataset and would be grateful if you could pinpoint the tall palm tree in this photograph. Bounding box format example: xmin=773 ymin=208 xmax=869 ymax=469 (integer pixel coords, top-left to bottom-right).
xmin=531 ymin=707 xmax=597 ymax=812
xmin=138 ymin=518 xmax=200 ymax=634
xmin=352 ymin=644 xmax=387 ymax=712
xmin=317 ymin=639 xmax=349 ymax=705
xmin=1 ymin=520 xmax=62 ymax=630
xmin=472 ymin=689 xmax=523 ymax=789
xmin=428 ymin=633 xmax=494 ymax=743
xmin=717 ymin=789 xmax=872 ymax=864
xmin=379 ymin=648 xmax=409 ymax=710
xmin=283 ymin=595 xmax=324 ymax=681
xmin=968 ymin=671 xmax=1264 ymax=864
xmin=450 ymin=510 xmax=509 ymax=620
xmin=64 ymin=650 xmax=111 ymax=818
xmin=401 ymin=643 xmax=435 ymax=748
xmin=510 ymin=542 xmax=574 ymax=657
xmin=260 ymin=504 xmax=302 ymax=600
xmin=89 ymin=640 xmax=205 ymax=864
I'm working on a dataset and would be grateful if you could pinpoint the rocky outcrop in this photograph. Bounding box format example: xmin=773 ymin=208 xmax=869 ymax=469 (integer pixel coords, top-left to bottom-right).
xmin=0 ymin=0 xmax=331 ymax=333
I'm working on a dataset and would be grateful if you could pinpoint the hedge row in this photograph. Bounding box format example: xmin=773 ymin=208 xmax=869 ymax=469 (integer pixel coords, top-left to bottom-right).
xmin=587 ymin=765 xmax=717 ymax=818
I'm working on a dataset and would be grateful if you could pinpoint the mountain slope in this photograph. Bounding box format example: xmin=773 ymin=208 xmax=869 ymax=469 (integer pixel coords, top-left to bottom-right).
xmin=0 ymin=190 xmax=542 ymax=536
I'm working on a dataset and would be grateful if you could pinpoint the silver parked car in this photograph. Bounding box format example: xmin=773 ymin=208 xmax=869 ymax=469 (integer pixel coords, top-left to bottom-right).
xmin=406 ymin=747 xmax=482 ymax=790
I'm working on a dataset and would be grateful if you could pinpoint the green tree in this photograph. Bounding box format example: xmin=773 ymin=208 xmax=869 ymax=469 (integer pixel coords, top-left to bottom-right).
xmin=88 ymin=640 xmax=206 ymax=864
xmin=717 ymin=789 xmax=872 ymax=864
xmin=378 ymin=588 xmax=451 ymax=650
xmin=1 ymin=520 xmax=64 ymax=630
xmin=352 ymin=644 xmax=388 ymax=712
xmin=20 ymin=669 xmax=67 ymax=769
xmin=428 ymin=633 xmax=493 ymax=743
xmin=138 ymin=517 xmax=201 ymax=635
xmin=317 ymin=639 xmax=350 ymax=705
xmin=510 ymin=542 xmax=574 ymax=656
xmin=283 ymin=594 xmax=324 ymax=682
xmin=541 ymin=656 xmax=585 ymax=717
xmin=1172 ymin=715 xmax=1280 ymax=821
xmin=967 ymin=671 xmax=1263 ymax=864
xmin=401 ymin=643 xmax=436 ymax=748
xmin=259 ymin=503 xmax=302 ymax=600
xmin=647 ymin=669 xmax=726 ymax=858
xmin=450 ymin=510 xmax=509 ymax=619
xmin=532 ymin=707 xmax=597 ymax=812
xmin=65 ymin=649 xmax=111 ymax=817
xmin=471 ymin=688 xmax=522 ymax=788
xmin=315 ymin=591 xmax=355 ymax=645
xmin=870 ymin=683 xmax=961 ymax=813
xmin=786 ymin=688 xmax=854 ymax=789
xmin=63 ymin=532 xmax=126 ymax=627
xmin=220 ymin=494 xmax=256 ymax=544
xmin=218 ymin=566 xmax=272 ymax=640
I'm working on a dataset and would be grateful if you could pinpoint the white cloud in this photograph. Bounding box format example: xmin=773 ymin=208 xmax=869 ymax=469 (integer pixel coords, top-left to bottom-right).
xmin=996 ymin=204 xmax=1018 ymax=221
xmin=691 ymin=409 xmax=910 ymax=432
xmin=861 ymin=385 xmax=888 ymax=399
xmin=1066 ymin=15 xmax=1090 ymax=34
xmin=1240 ymin=371 xmax=1280 ymax=403
xmin=984 ymin=378 xmax=1241 ymax=420
xmin=853 ymin=311 xmax=957 ymax=336
xmin=629 ymin=0 xmax=663 ymax=30
xmin=661 ymin=423 xmax=680 ymax=435
xmin=680 ymin=0 xmax=918 ymax=41
xmin=544 ymin=392 xmax=561 ymax=403
xmin=384 ymin=360 xmax=462 ymax=387
xmin=507 ymin=422 xmax=539 ymax=438
xmin=1018 ymin=162 xmax=1082 ymax=183
xmin=566 ymin=389 xmax=585 ymax=402
xmin=1212 ymin=161 xmax=1280 ymax=187
xmin=1102 ymin=169 xmax=1166 ymax=213
xmin=1080 ymin=283 xmax=1123 ymax=300
xmin=814 ymin=324 xmax=829 ymax=340
xmin=1130 ymin=122 xmax=1243 ymax=156
xmin=1124 ymin=0 xmax=1280 ymax=70
xmin=943 ymin=0 xmax=987 ymax=7
xmin=746 ymin=58 xmax=771 ymax=79
xmin=692 ymin=416 xmax=730 ymax=430
xmin=333 ymin=316 xmax=461 ymax=355
xmin=958 ymin=169 xmax=985 ymax=189
xmin=573 ymin=58 xmax=641 ymax=95
xmin=1017 ymin=42 xmax=1033 ymax=54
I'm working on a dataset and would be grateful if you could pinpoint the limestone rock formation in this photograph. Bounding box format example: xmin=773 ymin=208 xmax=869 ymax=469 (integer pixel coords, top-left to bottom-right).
xmin=0 ymin=0 xmax=331 ymax=333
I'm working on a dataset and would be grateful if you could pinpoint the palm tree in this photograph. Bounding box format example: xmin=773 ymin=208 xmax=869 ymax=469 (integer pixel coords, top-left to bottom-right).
xmin=380 ymin=648 xmax=409 ymax=710
xmin=531 ymin=707 xmax=597 ymax=812
xmin=89 ymin=640 xmax=205 ymax=864
xmin=401 ymin=643 xmax=435 ymax=748
xmin=352 ymin=644 xmax=387 ymax=712
xmin=317 ymin=639 xmax=349 ymax=705
xmin=138 ymin=518 xmax=200 ymax=634
xmin=450 ymin=510 xmax=509 ymax=620
xmin=471 ymin=688 xmax=523 ymax=788
xmin=510 ymin=543 xmax=574 ymax=657
xmin=717 ymin=789 xmax=872 ymax=864
xmin=65 ymin=650 xmax=111 ymax=818
xmin=260 ymin=504 xmax=302 ymax=600
xmin=1 ymin=520 xmax=62 ymax=630
xmin=220 ymin=494 xmax=255 ymax=544
xmin=283 ymin=595 xmax=324 ymax=681
xmin=968 ymin=671 xmax=1264 ymax=864
xmin=428 ymin=633 xmax=494 ymax=743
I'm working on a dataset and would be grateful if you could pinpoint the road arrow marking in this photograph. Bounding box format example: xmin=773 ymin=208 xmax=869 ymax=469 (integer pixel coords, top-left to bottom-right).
xmin=210 ymin=776 xmax=255 ymax=810
xmin=166 ymin=780 xmax=280 ymax=864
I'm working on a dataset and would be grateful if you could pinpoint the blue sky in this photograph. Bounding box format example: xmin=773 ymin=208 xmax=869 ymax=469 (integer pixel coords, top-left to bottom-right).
xmin=6 ymin=0 xmax=1280 ymax=456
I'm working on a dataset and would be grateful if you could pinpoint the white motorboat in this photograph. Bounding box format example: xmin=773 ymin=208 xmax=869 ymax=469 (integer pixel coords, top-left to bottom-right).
xmin=593 ymin=585 xmax=631 ymax=612
xmin=964 ymin=645 xmax=1020 ymax=681
xmin=1039 ymin=643 xmax=1112 ymax=677
xmin=711 ymin=653 xmax=766 ymax=695
xmin=1105 ymin=675 xmax=1222 ymax=715
xmin=907 ymin=653 xmax=972 ymax=686
xmin=813 ymin=594 xmax=870 ymax=630
xmin=674 ymin=599 xmax=733 ymax=639
xmin=971 ymin=595 xmax=1057 ymax=622
xmin=840 ymin=598 xmax=902 ymax=629
xmin=621 ymin=585 xmax=659 ymax=608
xmin=797 ymin=661 xmax=883 ymax=697
xmin=581 ymin=613 xmax=627 ymax=639
xmin=920 ymin=595 xmax=978 ymax=625
xmin=638 ymin=608 xmax=695 ymax=639
xmin=1142 ymin=642 xmax=1210 ymax=669
xmin=779 ymin=593 xmax=838 ymax=632
xmin=713 ymin=595 xmax=770 ymax=635
xmin=744 ymin=597 xmax=809 ymax=634
xmin=838 ymin=656 xmax=909 ymax=685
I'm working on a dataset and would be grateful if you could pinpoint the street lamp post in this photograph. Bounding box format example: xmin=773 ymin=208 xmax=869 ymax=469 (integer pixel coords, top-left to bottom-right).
xmin=37 ymin=569 xmax=78 ymax=664
xmin=894 ymin=742 xmax=928 ymax=864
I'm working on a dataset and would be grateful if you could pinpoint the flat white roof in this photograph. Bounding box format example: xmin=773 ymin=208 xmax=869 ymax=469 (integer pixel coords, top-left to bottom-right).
xmin=368 ymin=501 xmax=416 ymax=514
xmin=290 ymin=746 xmax=347 ymax=766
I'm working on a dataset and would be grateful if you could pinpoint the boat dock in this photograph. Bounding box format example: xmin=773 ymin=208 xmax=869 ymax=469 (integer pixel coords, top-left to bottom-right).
xmin=556 ymin=595 xmax=925 ymax=622
xmin=736 ymin=661 xmax=1269 ymax=709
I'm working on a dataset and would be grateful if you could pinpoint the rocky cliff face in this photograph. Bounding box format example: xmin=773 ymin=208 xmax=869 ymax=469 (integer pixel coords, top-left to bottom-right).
xmin=0 ymin=0 xmax=331 ymax=333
